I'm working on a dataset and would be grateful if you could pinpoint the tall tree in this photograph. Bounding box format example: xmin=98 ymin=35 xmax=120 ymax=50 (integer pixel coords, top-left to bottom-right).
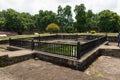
xmin=57 ymin=5 xmax=65 ymax=32
xmin=86 ymin=10 xmax=98 ymax=31
xmin=34 ymin=10 xmax=57 ymax=32
xmin=57 ymin=5 xmax=73 ymax=32
xmin=74 ymin=4 xmax=86 ymax=32
xmin=0 ymin=11 xmax=5 ymax=30
xmin=3 ymin=9 xmax=24 ymax=34
xmin=98 ymin=10 xmax=120 ymax=32
xmin=64 ymin=5 xmax=74 ymax=32
xmin=18 ymin=12 xmax=35 ymax=31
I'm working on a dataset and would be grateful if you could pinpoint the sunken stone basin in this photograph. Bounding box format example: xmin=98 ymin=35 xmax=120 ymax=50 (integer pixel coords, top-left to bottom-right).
xmin=85 ymin=56 xmax=120 ymax=80
xmin=0 ymin=59 xmax=106 ymax=80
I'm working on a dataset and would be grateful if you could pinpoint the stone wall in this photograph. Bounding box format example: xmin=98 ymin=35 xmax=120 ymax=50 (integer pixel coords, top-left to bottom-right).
xmin=35 ymin=52 xmax=79 ymax=70
xmin=35 ymin=50 xmax=102 ymax=71
xmin=1 ymin=46 xmax=120 ymax=71
xmin=0 ymin=54 xmax=34 ymax=67
xmin=101 ymin=49 xmax=120 ymax=58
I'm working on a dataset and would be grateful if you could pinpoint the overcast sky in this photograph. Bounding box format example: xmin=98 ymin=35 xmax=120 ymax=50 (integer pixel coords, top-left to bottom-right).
xmin=0 ymin=0 xmax=120 ymax=15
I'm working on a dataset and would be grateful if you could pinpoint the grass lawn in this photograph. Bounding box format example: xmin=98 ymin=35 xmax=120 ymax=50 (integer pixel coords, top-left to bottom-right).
xmin=35 ymin=43 xmax=77 ymax=57
xmin=0 ymin=33 xmax=55 ymax=40
xmin=0 ymin=33 xmax=118 ymax=40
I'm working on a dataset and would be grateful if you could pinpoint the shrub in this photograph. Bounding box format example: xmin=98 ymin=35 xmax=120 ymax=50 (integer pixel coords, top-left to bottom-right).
xmin=65 ymin=26 xmax=74 ymax=33
xmin=90 ymin=30 xmax=96 ymax=34
xmin=46 ymin=23 xmax=60 ymax=33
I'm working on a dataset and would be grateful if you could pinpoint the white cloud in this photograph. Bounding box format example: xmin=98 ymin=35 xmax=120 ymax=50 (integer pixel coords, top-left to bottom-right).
xmin=0 ymin=0 xmax=119 ymax=15
xmin=83 ymin=0 xmax=118 ymax=13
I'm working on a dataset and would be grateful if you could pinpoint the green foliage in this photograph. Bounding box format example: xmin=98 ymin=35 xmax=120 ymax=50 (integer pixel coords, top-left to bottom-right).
xmin=18 ymin=12 xmax=35 ymax=31
xmin=74 ymin=4 xmax=86 ymax=32
xmin=34 ymin=10 xmax=57 ymax=32
xmin=46 ymin=23 xmax=60 ymax=33
xmin=65 ymin=26 xmax=74 ymax=33
xmin=86 ymin=10 xmax=98 ymax=31
xmin=36 ymin=44 xmax=77 ymax=57
xmin=90 ymin=30 xmax=96 ymax=34
xmin=57 ymin=5 xmax=73 ymax=32
xmin=0 ymin=9 xmax=35 ymax=35
xmin=0 ymin=4 xmax=120 ymax=33
xmin=0 ymin=12 xmax=5 ymax=30
xmin=3 ymin=9 xmax=24 ymax=34
xmin=98 ymin=10 xmax=120 ymax=32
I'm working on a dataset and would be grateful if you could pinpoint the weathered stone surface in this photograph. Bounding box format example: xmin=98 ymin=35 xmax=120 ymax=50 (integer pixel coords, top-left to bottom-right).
xmin=0 ymin=59 xmax=107 ymax=80
xmin=85 ymin=56 xmax=120 ymax=80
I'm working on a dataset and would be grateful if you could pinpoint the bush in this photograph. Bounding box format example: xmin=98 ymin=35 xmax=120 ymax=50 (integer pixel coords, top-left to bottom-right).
xmin=90 ymin=30 xmax=96 ymax=34
xmin=65 ymin=26 xmax=74 ymax=33
xmin=46 ymin=23 xmax=60 ymax=33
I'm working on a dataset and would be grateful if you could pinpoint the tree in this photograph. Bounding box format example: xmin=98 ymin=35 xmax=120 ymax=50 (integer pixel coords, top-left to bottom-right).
xmin=74 ymin=4 xmax=86 ymax=32
xmin=65 ymin=26 xmax=74 ymax=33
xmin=57 ymin=5 xmax=73 ymax=32
xmin=18 ymin=12 xmax=35 ymax=31
xmin=57 ymin=5 xmax=65 ymax=32
xmin=34 ymin=10 xmax=57 ymax=32
xmin=63 ymin=5 xmax=73 ymax=32
xmin=86 ymin=10 xmax=98 ymax=31
xmin=3 ymin=9 xmax=24 ymax=34
xmin=98 ymin=10 xmax=120 ymax=32
xmin=0 ymin=11 xmax=5 ymax=30
xmin=1 ymin=9 xmax=35 ymax=34
xmin=46 ymin=23 xmax=60 ymax=33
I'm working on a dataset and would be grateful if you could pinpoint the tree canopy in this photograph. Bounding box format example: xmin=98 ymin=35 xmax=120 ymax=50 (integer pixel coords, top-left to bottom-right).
xmin=98 ymin=10 xmax=120 ymax=32
xmin=0 ymin=4 xmax=120 ymax=34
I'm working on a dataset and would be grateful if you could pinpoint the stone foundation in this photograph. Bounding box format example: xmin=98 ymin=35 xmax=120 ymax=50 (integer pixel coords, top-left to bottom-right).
xmin=0 ymin=53 xmax=34 ymax=67
xmin=0 ymin=46 xmax=120 ymax=71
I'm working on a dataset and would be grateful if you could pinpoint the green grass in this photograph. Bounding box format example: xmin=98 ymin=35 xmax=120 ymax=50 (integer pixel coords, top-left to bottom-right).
xmin=0 ymin=33 xmax=118 ymax=40
xmin=56 ymin=32 xmax=118 ymax=36
xmin=35 ymin=44 xmax=77 ymax=57
xmin=0 ymin=33 xmax=55 ymax=40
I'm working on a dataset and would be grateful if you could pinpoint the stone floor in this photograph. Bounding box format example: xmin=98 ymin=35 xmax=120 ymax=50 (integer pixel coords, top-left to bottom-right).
xmin=0 ymin=59 xmax=106 ymax=80
xmin=85 ymin=56 xmax=120 ymax=80
xmin=0 ymin=44 xmax=9 ymax=52
xmin=0 ymin=42 xmax=119 ymax=80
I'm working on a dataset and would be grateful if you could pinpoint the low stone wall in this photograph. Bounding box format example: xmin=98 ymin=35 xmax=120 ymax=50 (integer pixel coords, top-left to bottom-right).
xmin=35 ymin=48 xmax=120 ymax=71
xmin=35 ymin=50 xmax=102 ymax=71
xmin=107 ymin=36 xmax=117 ymax=42
xmin=78 ymin=49 xmax=102 ymax=71
xmin=100 ymin=49 xmax=120 ymax=58
xmin=1 ymin=46 xmax=120 ymax=71
xmin=35 ymin=52 xmax=79 ymax=69
xmin=0 ymin=53 xmax=34 ymax=67
xmin=7 ymin=46 xmax=23 ymax=51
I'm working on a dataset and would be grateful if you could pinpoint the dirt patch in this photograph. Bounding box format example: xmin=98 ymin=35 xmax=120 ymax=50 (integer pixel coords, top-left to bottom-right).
xmin=0 ymin=59 xmax=106 ymax=80
xmin=85 ymin=56 xmax=120 ymax=80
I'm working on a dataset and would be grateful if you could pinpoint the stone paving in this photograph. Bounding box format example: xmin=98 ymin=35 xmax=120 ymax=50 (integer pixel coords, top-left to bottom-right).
xmin=0 ymin=49 xmax=34 ymax=57
xmin=100 ymin=42 xmax=120 ymax=49
xmin=85 ymin=56 xmax=120 ymax=80
xmin=0 ymin=42 xmax=120 ymax=80
xmin=0 ymin=59 xmax=107 ymax=80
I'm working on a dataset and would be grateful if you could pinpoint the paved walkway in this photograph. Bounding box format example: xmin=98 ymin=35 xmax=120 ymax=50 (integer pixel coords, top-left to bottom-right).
xmin=85 ymin=56 xmax=120 ymax=80
xmin=0 ymin=49 xmax=34 ymax=57
xmin=0 ymin=59 xmax=107 ymax=80
xmin=79 ymin=42 xmax=120 ymax=62
xmin=0 ymin=42 xmax=119 ymax=80
xmin=100 ymin=42 xmax=120 ymax=49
